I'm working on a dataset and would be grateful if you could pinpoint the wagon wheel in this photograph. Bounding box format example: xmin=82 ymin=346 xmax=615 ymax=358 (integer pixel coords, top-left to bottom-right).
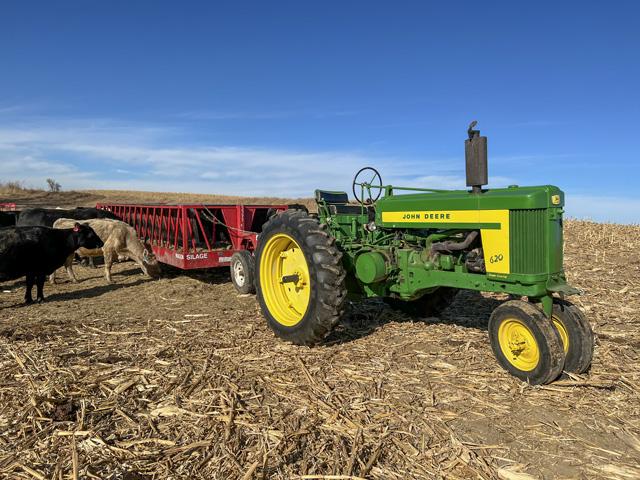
xmin=352 ymin=167 xmax=383 ymax=205
xmin=255 ymin=210 xmax=347 ymax=345
xmin=488 ymin=300 xmax=565 ymax=385
xmin=230 ymin=251 xmax=256 ymax=294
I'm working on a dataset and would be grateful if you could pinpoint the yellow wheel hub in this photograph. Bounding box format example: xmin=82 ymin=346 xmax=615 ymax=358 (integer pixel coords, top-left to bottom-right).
xmin=552 ymin=316 xmax=570 ymax=354
xmin=498 ymin=318 xmax=540 ymax=371
xmin=260 ymin=233 xmax=310 ymax=326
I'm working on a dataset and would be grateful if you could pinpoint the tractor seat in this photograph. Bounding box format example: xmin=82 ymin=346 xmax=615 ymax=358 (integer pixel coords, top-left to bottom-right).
xmin=315 ymin=190 xmax=367 ymax=215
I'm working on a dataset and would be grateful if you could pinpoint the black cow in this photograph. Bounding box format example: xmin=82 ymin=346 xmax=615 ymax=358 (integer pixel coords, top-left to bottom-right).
xmin=0 ymin=223 xmax=104 ymax=304
xmin=17 ymin=207 xmax=119 ymax=227
xmin=0 ymin=211 xmax=18 ymax=227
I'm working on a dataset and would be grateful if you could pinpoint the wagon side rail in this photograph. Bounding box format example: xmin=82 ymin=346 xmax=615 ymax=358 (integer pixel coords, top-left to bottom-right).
xmin=96 ymin=203 xmax=288 ymax=269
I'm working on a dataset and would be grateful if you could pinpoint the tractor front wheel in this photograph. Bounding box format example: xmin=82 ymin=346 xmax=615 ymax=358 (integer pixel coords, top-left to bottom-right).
xmin=255 ymin=210 xmax=347 ymax=345
xmin=489 ymin=300 xmax=565 ymax=385
xmin=551 ymin=300 xmax=594 ymax=374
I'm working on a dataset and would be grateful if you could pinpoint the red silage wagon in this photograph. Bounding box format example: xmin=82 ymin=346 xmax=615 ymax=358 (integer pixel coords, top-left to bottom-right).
xmin=96 ymin=203 xmax=291 ymax=291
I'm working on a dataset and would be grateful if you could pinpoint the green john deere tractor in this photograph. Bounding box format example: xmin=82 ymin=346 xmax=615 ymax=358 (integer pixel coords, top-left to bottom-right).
xmin=255 ymin=122 xmax=594 ymax=384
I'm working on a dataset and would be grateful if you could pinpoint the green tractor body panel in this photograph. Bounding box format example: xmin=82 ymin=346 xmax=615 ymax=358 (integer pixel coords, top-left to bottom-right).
xmin=316 ymin=182 xmax=574 ymax=317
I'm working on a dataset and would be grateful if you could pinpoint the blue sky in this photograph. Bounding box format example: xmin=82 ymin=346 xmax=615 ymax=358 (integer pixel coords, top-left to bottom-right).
xmin=0 ymin=1 xmax=638 ymax=223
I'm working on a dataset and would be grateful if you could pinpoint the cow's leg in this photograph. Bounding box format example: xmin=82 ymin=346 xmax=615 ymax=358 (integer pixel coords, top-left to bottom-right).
xmin=35 ymin=274 xmax=46 ymax=303
xmin=65 ymin=254 xmax=78 ymax=283
xmin=104 ymin=251 xmax=114 ymax=283
xmin=24 ymin=273 xmax=34 ymax=304
xmin=89 ymin=257 xmax=96 ymax=269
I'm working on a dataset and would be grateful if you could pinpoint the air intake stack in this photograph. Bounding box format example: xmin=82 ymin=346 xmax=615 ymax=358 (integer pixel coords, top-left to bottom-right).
xmin=465 ymin=120 xmax=488 ymax=194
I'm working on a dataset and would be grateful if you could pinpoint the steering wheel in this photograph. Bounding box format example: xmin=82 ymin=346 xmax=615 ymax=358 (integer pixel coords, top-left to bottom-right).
xmin=352 ymin=167 xmax=383 ymax=205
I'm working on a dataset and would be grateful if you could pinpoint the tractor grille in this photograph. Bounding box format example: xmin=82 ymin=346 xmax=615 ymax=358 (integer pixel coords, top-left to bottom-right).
xmin=510 ymin=209 xmax=546 ymax=274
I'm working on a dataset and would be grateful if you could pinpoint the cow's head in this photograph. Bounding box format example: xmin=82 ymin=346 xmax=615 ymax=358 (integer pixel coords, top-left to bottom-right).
xmin=96 ymin=209 xmax=119 ymax=220
xmin=141 ymin=242 xmax=161 ymax=278
xmin=74 ymin=223 xmax=104 ymax=249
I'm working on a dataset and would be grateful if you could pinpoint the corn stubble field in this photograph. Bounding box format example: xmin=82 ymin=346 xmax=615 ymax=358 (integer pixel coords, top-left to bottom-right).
xmin=0 ymin=189 xmax=639 ymax=479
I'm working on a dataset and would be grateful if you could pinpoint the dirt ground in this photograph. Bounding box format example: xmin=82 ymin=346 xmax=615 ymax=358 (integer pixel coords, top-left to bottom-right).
xmin=0 ymin=219 xmax=639 ymax=479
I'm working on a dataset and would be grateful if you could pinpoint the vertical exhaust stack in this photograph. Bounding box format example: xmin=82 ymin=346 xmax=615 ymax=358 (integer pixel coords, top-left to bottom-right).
xmin=465 ymin=120 xmax=488 ymax=194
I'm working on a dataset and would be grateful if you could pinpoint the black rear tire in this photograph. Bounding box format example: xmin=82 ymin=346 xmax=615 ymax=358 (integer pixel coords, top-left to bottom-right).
xmin=255 ymin=210 xmax=346 ymax=345
xmin=230 ymin=251 xmax=255 ymax=294
xmin=384 ymin=288 xmax=458 ymax=318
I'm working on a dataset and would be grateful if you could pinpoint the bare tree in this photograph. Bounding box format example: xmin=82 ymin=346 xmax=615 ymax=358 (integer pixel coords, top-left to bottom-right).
xmin=46 ymin=178 xmax=61 ymax=192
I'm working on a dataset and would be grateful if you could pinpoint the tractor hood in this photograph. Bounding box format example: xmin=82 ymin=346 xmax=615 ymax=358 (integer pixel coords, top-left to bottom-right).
xmin=376 ymin=185 xmax=564 ymax=218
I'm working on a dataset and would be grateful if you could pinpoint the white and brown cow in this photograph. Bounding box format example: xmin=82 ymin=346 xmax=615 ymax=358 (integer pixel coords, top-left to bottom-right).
xmin=52 ymin=218 xmax=160 ymax=283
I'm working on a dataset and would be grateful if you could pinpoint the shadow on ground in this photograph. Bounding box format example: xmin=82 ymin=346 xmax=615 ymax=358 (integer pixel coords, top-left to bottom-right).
xmin=159 ymin=263 xmax=232 ymax=285
xmin=44 ymin=277 xmax=149 ymax=302
xmin=325 ymin=289 xmax=503 ymax=345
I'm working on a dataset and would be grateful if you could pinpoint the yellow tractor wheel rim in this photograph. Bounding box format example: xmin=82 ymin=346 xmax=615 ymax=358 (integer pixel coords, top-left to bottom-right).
xmin=260 ymin=233 xmax=311 ymax=327
xmin=498 ymin=318 xmax=540 ymax=371
xmin=552 ymin=316 xmax=570 ymax=354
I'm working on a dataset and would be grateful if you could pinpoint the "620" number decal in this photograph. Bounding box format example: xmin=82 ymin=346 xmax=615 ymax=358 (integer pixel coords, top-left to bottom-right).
xmin=489 ymin=253 xmax=504 ymax=264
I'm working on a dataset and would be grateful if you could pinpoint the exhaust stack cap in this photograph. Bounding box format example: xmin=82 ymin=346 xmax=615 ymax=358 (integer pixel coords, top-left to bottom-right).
xmin=465 ymin=120 xmax=488 ymax=194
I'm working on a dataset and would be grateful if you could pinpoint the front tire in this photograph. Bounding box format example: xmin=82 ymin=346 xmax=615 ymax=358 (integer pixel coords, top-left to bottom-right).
xmin=230 ymin=251 xmax=255 ymax=294
xmin=551 ymin=300 xmax=594 ymax=374
xmin=489 ymin=300 xmax=565 ymax=385
xmin=255 ymin=210 xmax=346 ymax=345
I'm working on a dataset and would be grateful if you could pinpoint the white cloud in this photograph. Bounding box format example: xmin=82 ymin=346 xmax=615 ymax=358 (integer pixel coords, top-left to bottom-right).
xmin=0 ymin=120 xmax=398 ymax=195
xmin=0 ymin=151 xmax=96 ymax=187
xmin=0 ymin=117 xmax=637 ymax=224
xmin=408 ymin=174 xmax=516 ymax=190
xmin=491 ymin=153 xmax=578 ymax=167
